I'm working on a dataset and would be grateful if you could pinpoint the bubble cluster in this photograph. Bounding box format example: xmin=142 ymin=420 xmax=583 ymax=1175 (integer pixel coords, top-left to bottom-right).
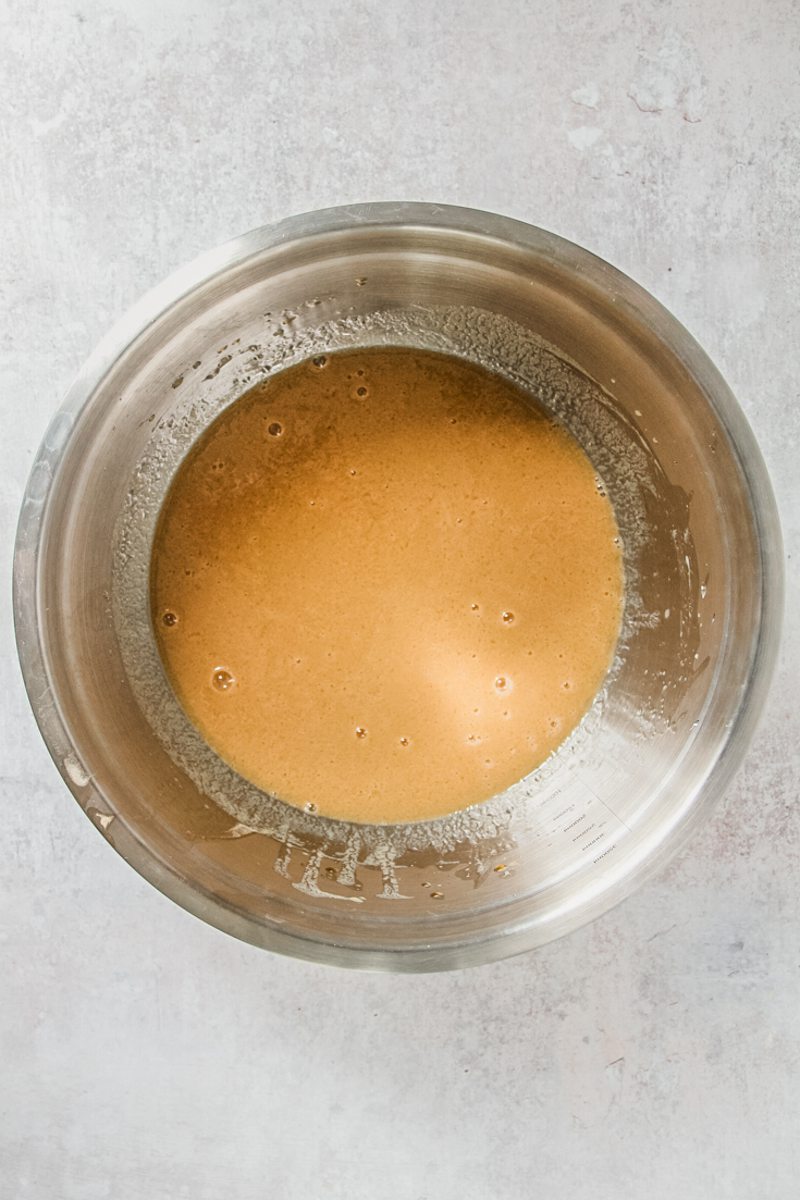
xmin=355 ymin=726 xmax=367 ymax=739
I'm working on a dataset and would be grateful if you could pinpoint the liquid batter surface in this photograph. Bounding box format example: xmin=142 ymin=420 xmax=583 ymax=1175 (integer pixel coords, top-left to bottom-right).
xmin=151 ymin=348 xmax=623 ymax=824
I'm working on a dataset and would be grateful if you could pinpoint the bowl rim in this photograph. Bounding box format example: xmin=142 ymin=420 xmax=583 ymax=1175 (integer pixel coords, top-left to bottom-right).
xmin=13 ymin=201 xmax=785 ymax=971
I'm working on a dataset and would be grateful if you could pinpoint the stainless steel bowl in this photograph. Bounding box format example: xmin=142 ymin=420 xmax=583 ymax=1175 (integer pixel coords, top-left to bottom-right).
xmin=14 ymin=203 xmax=782 ymax=971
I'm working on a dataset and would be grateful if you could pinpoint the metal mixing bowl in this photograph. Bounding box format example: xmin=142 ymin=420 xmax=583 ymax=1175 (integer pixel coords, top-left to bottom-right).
xmin=14 ymin=203 xmax=782 ymax=971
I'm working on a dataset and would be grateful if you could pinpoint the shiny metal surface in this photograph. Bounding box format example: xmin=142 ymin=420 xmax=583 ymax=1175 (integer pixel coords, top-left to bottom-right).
xmin=13 ymin=203 xmax=783 ymax=971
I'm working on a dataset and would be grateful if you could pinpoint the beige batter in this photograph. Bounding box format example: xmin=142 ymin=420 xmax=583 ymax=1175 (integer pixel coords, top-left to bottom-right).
xmin=151 ymin=348 xmax=623 ymax=824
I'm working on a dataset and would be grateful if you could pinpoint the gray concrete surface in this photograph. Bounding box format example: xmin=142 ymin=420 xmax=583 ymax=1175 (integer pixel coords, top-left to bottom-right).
xmin=1 ymin=1 xmax=798 ymax=1196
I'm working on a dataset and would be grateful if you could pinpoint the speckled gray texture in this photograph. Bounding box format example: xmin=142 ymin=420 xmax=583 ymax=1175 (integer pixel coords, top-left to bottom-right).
xmin=1 ymin=1 xmax=798 ymax=1197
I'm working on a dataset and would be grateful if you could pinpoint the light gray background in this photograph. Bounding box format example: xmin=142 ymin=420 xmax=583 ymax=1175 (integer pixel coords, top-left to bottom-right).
xmin=1 ymin=1 xmax=798 ymax=1197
